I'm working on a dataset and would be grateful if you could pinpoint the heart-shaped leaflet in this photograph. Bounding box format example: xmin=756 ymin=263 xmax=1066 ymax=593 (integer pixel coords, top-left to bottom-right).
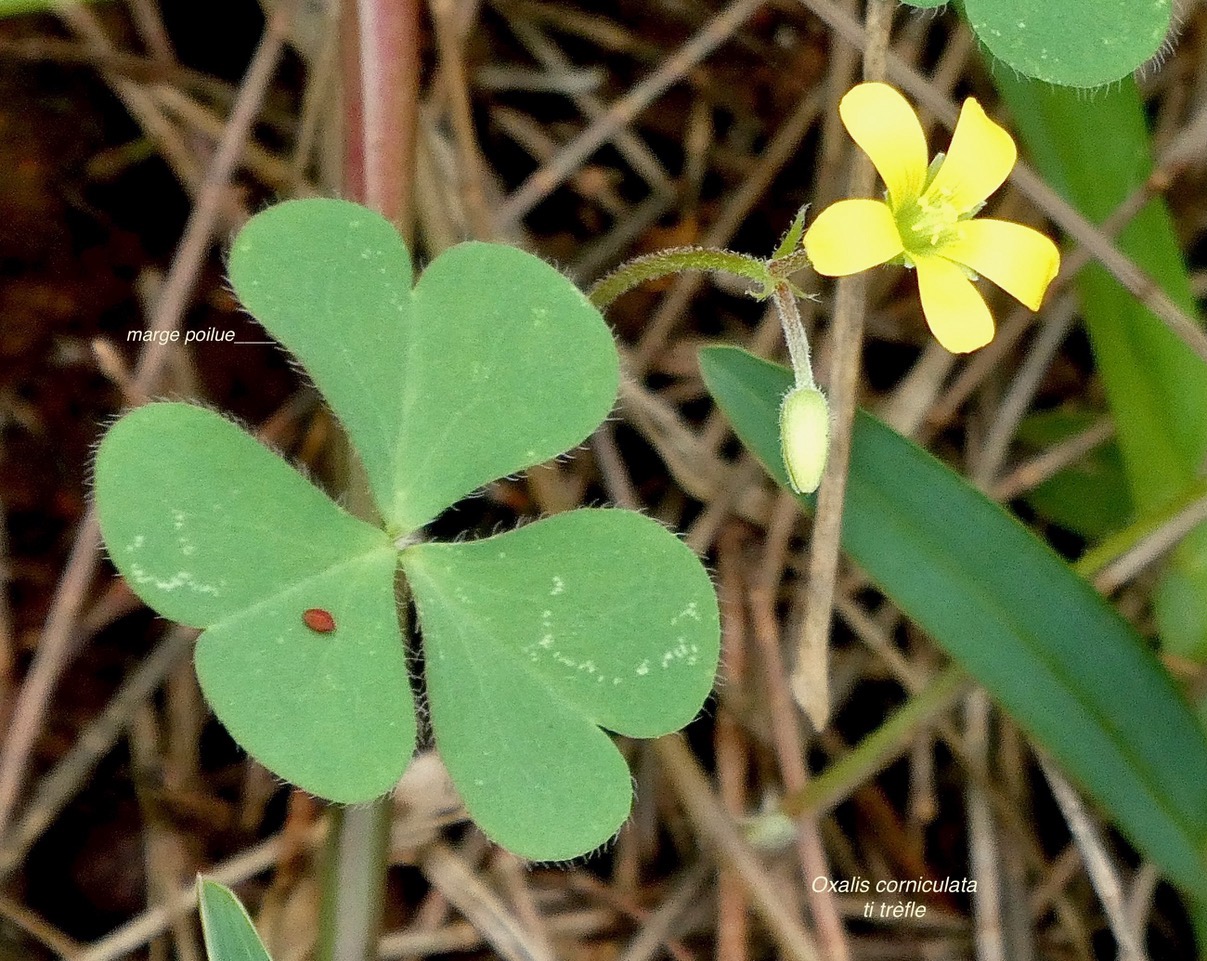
xmin=96 ymin=403 xmax=416 ymax=802
xmin=227 ymin=198 xmax=620 ymax=534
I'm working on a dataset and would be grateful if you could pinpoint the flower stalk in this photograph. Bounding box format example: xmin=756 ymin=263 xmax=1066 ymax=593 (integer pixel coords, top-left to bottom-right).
xmin=771 ymin=282 xmax=829 ymax=495
xmin=771 ymin=282 xmax=814 ymax=391
xmin=584 ymin=224 xmax=832 ymax=496
xmin=588 ymin=246 xmax=774 ymax=311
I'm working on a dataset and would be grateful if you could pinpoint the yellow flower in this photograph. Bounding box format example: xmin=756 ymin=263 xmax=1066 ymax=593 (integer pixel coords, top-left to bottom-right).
xmin=803 ymin=83 xmax=1060 ymax=354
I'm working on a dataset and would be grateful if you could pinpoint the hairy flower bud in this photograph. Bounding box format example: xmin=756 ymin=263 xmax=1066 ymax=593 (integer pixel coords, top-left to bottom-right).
xmin=779 ymin=386 xmax=830 ymax=495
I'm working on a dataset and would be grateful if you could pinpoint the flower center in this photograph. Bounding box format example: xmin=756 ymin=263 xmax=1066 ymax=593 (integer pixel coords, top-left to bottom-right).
xmin=896 ymin=187 xmax=961 ymax=254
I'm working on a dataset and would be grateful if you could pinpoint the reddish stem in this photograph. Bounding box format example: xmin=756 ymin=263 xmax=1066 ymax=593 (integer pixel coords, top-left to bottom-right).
xmin=353 ymin=0 xmax=422 ymax=231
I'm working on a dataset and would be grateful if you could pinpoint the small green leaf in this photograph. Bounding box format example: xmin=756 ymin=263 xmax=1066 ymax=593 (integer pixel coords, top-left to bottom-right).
xmin=967 ymin=0 xmax=1171 ymax=87
xmin=228 ymin=199 xmax=620 ymax=534
xmin=198 ymin=879 xmax=272 ymax=961
xmin=701 ymin=346 xmax=1207 ymax=897
xmin=401 ymin=509 xmax=719 ymax=860
xmin=772 ymin=205 xmax=809 ymax=260
xmin=96 ymin=403 xmax=416 ymax=802
xmin=898 ymin=0 xmax=948 ymax=9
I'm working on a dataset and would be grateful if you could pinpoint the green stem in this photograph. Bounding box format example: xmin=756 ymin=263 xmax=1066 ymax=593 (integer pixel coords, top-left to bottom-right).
xmin=780 ymin=664 xmax=968 ymax=818
xmin=319 ymin=799 xmax=392 ymax=961
xmin=588 ymin=246 xmax=773 ymax=310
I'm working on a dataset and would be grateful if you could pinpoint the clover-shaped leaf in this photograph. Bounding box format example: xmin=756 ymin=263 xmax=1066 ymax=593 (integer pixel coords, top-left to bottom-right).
xmin=96 ymin=199 xmax=720 ymax=860
xmin=95 ymin=403 xmax=415 ymax=802
xmin=228 ymin=198 xmax=619 ymax=534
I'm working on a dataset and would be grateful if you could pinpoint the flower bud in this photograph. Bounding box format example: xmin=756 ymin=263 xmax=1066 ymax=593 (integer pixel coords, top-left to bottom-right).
xmin=779 ymin=386 xmax=830 ymax=495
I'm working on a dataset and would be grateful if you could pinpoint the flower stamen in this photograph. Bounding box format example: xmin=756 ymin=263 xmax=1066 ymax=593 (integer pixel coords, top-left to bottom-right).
xmin=898 ymin=189 xmax=962 ymax=251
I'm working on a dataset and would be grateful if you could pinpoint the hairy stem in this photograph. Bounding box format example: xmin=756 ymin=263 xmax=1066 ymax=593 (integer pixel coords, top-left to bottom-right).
xmin=771 ymin=283 xmax=814 ymax=390
xmin=589 ymin=246 xmax=772 ymax=311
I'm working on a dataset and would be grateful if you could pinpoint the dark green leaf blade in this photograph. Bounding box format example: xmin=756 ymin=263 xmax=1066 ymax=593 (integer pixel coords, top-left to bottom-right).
xmin=1015 ymin=410 xmax=1131 ymax=540
xmin=198 ymin=879 xmax=272 ymax=961
xmin=994 ymin=76 xmax=1207 ymax=660
xmin=701 ymin=345 xmax=1207 ymax=897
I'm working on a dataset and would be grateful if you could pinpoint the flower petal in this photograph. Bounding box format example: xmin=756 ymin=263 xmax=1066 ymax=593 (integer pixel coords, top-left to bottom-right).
xmin=941 ymin=219 xmax=1060 ymax=310
xmin=924 ymin=98 xmax=1017 ymax=214
xmin=803 ymin=199 xmax=904 ymax=277
xmin=913 ymin=253 xmax=995 ymax=354
xmin=839 ymin=83 xmax=930 ymax=211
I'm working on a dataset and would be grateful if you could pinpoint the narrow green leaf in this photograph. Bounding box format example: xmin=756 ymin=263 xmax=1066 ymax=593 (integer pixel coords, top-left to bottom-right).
xmin=1015 ymin=410 xmax=1131 ymax=540
xmin=995 ymin=76 xmax=1207 ymax=659
xmin=898 ymin=0 xmax=947 ymax=9
xmin=772 ymin=206 xmax=809 ymax=260
xmin=701 ymin=345 xmax=1207 ymax=897
xmin=198 ymin=879 xmax=272 ymax=961
xmin=96 ymin=403 xmax=416 ymax=802
xmin=0 ymin=0 xmax=109 ymax=13
xmin=968 ymin=0 xmax=1170 ymax=87
xmin=228 ymin=199 xmax=620 ymax=534
xmin=401 ymin=509 xmax=720 ymax=861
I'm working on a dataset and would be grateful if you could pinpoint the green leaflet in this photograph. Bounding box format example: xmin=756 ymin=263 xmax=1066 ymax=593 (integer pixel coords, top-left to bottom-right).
xmin=968 ymin=0 xmax=1170 ymax=87
xmin=96 ymin=404 xmax=415 ymax=802
xmin=401 ymin=509 xmax=719 ymax=861
xmin=701 ymin=345 xmax=1207 ymax=897
xmin=227 ymin=199 xmax=619 ymax=534
xmin=898 ymin=0 xmax=1172 ymax=88
xmin=198 ymin=879 xmax=272 ymax=961
xmin=995 ymin=76 xmax=1207 ymax=660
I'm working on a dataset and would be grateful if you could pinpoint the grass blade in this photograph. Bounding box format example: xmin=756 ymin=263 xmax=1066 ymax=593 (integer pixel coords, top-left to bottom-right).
xmin=701 ymin=345 xmax=1207 ymax=897
xmin=198 ymin=878 xmax=272 ymax=961
xmin=994 ymin=75 xmax=1207 ymax=661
